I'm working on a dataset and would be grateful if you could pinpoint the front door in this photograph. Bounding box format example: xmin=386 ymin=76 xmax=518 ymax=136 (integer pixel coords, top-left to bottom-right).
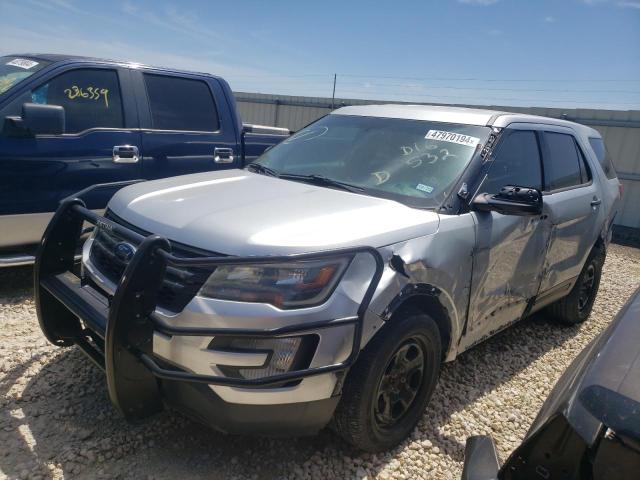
xmin=463 ymin=127 xmax=550 ymax=348
xmin=0 ymin=66 xmax=141 ymax=248
xmin=134 ymin=71 xmax=238 ymax=180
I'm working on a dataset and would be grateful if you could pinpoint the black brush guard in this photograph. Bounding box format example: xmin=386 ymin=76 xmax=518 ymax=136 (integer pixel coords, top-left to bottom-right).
xmin=34 ymin=186 xmax=384 ymax=421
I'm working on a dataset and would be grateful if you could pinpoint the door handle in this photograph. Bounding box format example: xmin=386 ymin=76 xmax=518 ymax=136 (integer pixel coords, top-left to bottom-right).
xmin=590 ymin=198 xmax=602 ymax=207
xmin=113 ymin=145 xmax=139 ymax=164
xmin=213 ymin=147 xmax=234 ymax=164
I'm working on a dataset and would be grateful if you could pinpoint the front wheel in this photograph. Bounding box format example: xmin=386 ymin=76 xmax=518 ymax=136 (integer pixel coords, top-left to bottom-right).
xmin=332 ymin=313 xmax=442 ymax=452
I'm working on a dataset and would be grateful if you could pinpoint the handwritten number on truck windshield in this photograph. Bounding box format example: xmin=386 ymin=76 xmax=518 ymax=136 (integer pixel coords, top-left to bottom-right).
xmin=63 ymin=85 xmax=110 ymax=108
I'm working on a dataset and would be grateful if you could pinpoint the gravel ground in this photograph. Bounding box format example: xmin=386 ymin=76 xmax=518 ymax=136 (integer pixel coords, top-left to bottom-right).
xmin=1 ymin=243 xmax=639 ymax=480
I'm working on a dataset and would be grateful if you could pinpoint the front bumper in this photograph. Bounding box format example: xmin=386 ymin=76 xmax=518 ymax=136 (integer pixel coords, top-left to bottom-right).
xmin=34 ymin=196 xmax=383 ymax=432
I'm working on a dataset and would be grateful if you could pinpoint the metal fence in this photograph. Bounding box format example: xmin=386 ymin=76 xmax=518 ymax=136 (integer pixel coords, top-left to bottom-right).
xmin=235 ymin=91 xmax=640 ymax=230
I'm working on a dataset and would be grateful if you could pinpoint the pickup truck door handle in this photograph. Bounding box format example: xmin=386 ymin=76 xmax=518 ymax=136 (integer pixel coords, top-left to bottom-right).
xmin=591 ymin=197 xmax=602 ymax=207
xmin=113 ymin=145 xmax=140 ymax=164
xmin=213 ymin=147 xmax=235 ymax=164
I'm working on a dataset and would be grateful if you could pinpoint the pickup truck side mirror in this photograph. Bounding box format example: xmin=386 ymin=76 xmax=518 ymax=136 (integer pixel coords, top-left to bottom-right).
xmin=471 ymin=185 xmax=542 ymax=216
xmin=3 ymin=103 xmax=65 ymax=137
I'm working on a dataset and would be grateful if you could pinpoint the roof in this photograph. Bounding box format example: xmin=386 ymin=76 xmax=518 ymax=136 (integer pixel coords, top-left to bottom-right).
xmin=6 ymin=53 xmax=95 ymax=63
xmin=333 ymin=104 xmax=503 ymax=126
xmin=5 ymin=53 xmax=220 ymax=80
xmin=332 ymin=103 xmax=600 ymax=136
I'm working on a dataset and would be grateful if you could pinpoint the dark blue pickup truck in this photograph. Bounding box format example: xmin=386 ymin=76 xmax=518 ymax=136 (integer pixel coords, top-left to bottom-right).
xmin=0 ymin=54 xmax=289 ymax=266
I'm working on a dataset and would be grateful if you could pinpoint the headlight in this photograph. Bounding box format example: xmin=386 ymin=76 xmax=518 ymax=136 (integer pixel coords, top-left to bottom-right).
xmin=198 ymin=257 xmax=352 ymax=308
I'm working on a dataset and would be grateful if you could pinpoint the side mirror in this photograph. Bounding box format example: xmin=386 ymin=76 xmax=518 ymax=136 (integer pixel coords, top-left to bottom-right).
xmin=579 ymin=385 xmax=640 ymax=442
xmin=472 ymin=185 xmax=542 ymax=216
xmin=3 ymin=103 xmax=65 ymax=137
xmin=461 ymin=435 xmax=500 ymax=480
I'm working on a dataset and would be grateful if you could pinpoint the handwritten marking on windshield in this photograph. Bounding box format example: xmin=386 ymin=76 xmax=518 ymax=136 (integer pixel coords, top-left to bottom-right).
xmin=283 ymin=126 xmax=328 ymax=144
xmin=63 ymin=86 xmax=110 ymax=108
xmin=371 ymin=171 xmax=390 ymax=185
xmin=400 ymin=146 xmax=457 ymax=166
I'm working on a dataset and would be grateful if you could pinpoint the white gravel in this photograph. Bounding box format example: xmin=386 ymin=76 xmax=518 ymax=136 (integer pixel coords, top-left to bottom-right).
xmin=1 ymin=244 xmax=639 ymax=480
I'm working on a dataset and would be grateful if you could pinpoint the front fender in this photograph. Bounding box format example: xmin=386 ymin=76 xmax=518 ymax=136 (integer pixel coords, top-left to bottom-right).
xmin=365 ymin=214 xmax=475 ymax=361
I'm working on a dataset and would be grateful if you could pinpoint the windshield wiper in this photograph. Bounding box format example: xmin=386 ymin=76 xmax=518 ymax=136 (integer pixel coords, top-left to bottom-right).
xmin=246 ymin=162 xmax=280 ymax=177
xmin=277 ymin=173 xmax=364 ymax=193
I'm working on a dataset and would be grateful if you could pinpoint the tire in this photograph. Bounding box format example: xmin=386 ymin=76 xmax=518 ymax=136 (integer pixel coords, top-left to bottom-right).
xmin=332 ymin=313 xmax=442 ymax=452
xmin=546 ymin=246 xmax=605 ymax=325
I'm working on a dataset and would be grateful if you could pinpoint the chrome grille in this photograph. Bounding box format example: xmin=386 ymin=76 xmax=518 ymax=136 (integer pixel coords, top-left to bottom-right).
xmin=88 ymin=212 xmax=217 ymax=313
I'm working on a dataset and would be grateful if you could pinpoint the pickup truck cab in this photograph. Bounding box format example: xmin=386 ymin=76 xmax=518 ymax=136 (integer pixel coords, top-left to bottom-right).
xmin=0 ymin=54 xmax=289 ymax=266
xmin=35 ymin=104 xmax=621 ymax=452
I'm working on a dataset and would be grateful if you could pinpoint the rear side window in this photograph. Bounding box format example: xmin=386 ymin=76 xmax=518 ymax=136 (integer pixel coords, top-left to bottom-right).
xmin=543 ymin=132 xmax=586 ymax=191
xmin=144 ymin=74 xmax=220 ymax=132
xmin=481 ymin=130 xmax=542 ymax=194
xmin=30 ymin=69 xmax=124 ymax=133
xmin=589 ymin=137 xmax=617 ymax=179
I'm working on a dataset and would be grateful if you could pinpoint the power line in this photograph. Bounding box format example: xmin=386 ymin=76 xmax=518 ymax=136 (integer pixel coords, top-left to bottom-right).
xmin=335 ymin=74 xmax=640 ymax=83
xmin=333 ymin=81 xmax=640 ymax=95
xmin=230 ymin=77 xmax=640 ymax=94
xmin=335 ymin=90 xmax=639 ymax=106
xmin=229 ymin=73 xmax=639 ymax=83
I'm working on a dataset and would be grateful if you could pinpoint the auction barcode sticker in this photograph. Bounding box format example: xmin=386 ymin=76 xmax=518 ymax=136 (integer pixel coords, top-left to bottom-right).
xmin=425 ymin=130 xmax=480 ymax=148
xmin=6 ymin=58 xmax=39 ymax=69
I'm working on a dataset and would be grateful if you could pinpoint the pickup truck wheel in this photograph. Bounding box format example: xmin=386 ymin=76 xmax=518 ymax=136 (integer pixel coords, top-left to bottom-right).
xmin=332 ymin=313 xmax=441 ymax=452
xmin=546 ymin=246 xmax=605 ymax=325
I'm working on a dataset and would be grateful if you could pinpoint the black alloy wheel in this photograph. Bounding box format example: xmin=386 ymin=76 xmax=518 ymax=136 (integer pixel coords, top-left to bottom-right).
xmin=373 ymin=338 xmax=425 ymax=428
xmin=578 ymin=263 xmax=596 ymax=312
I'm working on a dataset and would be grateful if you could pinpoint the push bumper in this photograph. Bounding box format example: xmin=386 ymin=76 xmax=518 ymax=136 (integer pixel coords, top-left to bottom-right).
xmin=35 ymin=195 xmax=383 ymax=431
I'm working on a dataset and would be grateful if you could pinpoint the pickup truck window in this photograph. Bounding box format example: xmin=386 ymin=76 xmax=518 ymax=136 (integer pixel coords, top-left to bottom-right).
xmin=0 ymin=56 xmax=50 ymax=94
xmin=143 ymin=74 xmax=220 ymax=132
xmin=543 ymin=132 xmax=586 ymax=191
xmin=31 ymin=68 xmax=124 ymax=133
xmin=481 ymin=130 xmax=542 ymax=194
xmin=254 ymin=114 xmax=490 ymax=208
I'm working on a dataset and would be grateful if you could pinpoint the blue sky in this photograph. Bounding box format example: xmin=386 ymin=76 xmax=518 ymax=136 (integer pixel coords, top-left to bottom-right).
xmin=1 ymin=0 xmax=639 ymax=110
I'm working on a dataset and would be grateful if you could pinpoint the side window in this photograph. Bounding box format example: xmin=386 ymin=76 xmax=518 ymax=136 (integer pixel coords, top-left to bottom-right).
xmin=143 ymin=74 xmax=220 ymax=132
xmin=543 ymin=132 xmax=587 ymax=191
xmin=576 ymin=144 xmax=592 ymax=184
xmin=589 ymin=137 xmax=617 ymax=180
xmin=481 ymin=130 xmax=542 ymax=194
xmin=30 ymin=69 xmax=123 ymax=134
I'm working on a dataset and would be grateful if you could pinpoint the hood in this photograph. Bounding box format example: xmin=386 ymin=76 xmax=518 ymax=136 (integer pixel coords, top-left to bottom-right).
xmin=108 ymin=169 xmax=440 ymax=256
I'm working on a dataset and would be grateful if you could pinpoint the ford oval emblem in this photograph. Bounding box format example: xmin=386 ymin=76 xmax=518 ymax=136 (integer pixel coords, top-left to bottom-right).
xmin=113 ymin=242 xmax=136 ymax=262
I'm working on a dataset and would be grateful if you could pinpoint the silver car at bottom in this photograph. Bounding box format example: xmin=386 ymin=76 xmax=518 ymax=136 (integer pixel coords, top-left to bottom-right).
xmin=35 ymin=104 xmax=621 ymax=451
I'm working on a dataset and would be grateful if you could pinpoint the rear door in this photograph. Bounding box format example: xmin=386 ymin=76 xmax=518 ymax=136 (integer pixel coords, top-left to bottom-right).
xmin=0 ymin=65 xmax=140 ymax=247
xmin=133 ymin=71 xmax=238 ymax=179
xmin=538 ymin=128 xmax=603 ymax=294
xmin=464 ymin=126 xmax=550 ymax=347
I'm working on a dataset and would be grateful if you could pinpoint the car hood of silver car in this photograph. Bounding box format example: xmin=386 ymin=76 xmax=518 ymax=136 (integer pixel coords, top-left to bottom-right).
xmin=107 ymin=169 xmax=440 ymax=256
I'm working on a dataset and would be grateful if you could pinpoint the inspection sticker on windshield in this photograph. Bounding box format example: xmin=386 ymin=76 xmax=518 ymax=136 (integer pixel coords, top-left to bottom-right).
xmin=6 ymin=58 xmax=39 ymax=69
xmin=425 ymin=130 xmax=480 ymax=148
xmin=416 ymin=183 xmax=434 ymax=194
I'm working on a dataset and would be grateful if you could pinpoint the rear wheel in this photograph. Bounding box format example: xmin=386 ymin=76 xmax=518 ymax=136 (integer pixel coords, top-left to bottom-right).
xmin=546 ymin=246 xmax=605 ymax=325
xmin=332 ymin=313 xmax=441 ymax=452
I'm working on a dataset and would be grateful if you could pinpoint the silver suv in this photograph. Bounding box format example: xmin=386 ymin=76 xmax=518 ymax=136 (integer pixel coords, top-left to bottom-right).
xmin=35 ymin=105 xmax=621 ymax=451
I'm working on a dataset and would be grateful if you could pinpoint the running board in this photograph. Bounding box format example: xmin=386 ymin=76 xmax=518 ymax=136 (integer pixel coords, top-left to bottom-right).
xmin=0 ymin=254 xmax=36 ymax=268
xmin=0 ymin=253 xmax=82 ymax=268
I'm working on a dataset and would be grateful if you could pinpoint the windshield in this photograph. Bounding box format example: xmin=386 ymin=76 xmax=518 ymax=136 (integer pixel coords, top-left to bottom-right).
xmin=252 ymin=114 xmax=491 ymax=208
xmin=0 ymin=56 xmax=50 ymax=95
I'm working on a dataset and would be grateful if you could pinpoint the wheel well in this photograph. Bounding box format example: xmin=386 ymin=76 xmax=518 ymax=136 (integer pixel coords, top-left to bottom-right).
xmin=388 ymin=294 xmax=452 ymax=360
